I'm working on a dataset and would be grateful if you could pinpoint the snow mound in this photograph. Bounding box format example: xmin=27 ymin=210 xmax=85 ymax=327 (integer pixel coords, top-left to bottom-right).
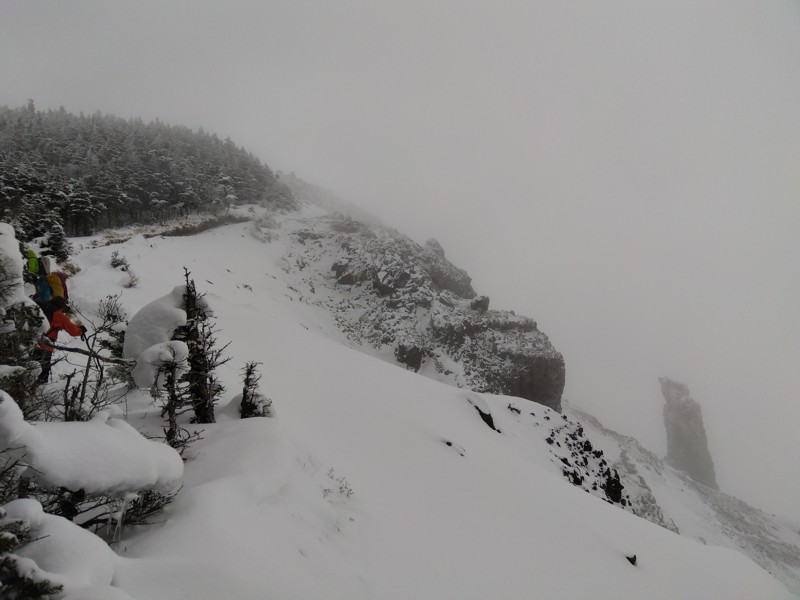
xmin=131 ymin=340 xmax=189 ymax=388
xmin=3 ymin=499 xmax=116 ymax=591
xmin=0 ymin=392 xmax=183 ymax=495
xmin=122 ymin=285 xmax=187 ymax=361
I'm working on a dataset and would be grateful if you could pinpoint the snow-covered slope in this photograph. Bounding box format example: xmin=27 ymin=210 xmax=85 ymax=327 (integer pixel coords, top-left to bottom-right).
xmin=51 ymin=203 xmax=797 ymax=599
xmin=569 ymin=406 xmax=800 ymax=593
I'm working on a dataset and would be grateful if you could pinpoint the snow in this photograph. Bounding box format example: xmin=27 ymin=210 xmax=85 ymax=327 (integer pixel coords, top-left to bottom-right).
xmin=62 ymin=587 xmax=138 ymax=600
xmin=0 ymin=222 xmax=44 ymax=337
xmin=10 ymin=208 xmax=793 ymax=599
xmin=0 ymin=391 xmax=183 ymax=495
xmin=0 ymin=365 xmax=24 ymax=378
xmin=0 ymin=223 xmax=26 ymax=310
xmin=121 ymin=283 xmax=192 ymax=386
xmin=122 ymin=284 xmax=187 ymax=361
xmin=0 ymin=390 xmax=30 ymax=445
xmin=131 ymin=339 xmax=189 ymax=388
xmin=3 ymin=498 xmax=117 ymax=590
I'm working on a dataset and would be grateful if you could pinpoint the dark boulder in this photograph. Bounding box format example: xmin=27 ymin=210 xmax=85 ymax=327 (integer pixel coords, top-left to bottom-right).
xmin=395 ymin=343 xmax=425 ymax=372
xmin=470 ymin=295 xmax=490 ymax=313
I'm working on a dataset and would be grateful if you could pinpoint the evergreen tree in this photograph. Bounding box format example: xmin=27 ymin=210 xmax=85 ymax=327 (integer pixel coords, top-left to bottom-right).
xmin=0 ymin=103 xmax=297 ymax=236
xmin=240 ymin=361 xmax=273 ymax=418
xmin=0 ymin=245 xmax=44 ymax=418
xmin=40 ymin=220 xmax=71 ymax=263
xmin=174 ymin=268 xmax=230 ymax=424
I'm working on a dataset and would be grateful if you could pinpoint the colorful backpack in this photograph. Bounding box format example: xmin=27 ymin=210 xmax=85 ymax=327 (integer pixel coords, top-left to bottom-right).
xmin=35 ymin=272 xmax=52 ymax=303
xmin=46 ymin=273 xmax=65 ymax=298
xmin=26 ymin=249 xmax=39 ymax=275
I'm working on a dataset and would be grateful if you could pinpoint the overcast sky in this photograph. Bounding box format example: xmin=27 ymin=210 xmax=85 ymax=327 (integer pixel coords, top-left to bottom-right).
xmin=1 ymin=0 xmax=798 ymax=519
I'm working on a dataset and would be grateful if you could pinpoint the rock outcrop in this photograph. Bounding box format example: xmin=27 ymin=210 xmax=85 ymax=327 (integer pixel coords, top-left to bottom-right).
xmin=660 ymin=377 xmax=718 ymax=490
xmin=268 ymin=184 xmax=566 ymax=412
xmin=568 ymin=404 xmax=800 ymax=593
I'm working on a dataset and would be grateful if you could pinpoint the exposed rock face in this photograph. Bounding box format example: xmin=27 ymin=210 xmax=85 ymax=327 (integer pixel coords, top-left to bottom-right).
xmin=660 ymin=377 xmax=718 ymax=490
xmin=502 ymin=401 xmax=637 ymax=512
xmin=568 ymin=405 xmax=800 ymax=593
xmin=267 ymin=193 xmax=566 ymax=412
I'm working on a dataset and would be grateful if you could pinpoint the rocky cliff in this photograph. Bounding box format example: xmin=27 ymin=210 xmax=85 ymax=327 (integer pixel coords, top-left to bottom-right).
xmin=660 ymin=377 xmax=718 ymax=490
xmin=266 ymin=180 xmax=566 ymax=412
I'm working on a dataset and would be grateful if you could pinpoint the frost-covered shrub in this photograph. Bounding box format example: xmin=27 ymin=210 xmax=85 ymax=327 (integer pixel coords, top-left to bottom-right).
xmin=43 ymin=294 xmax=135 ymax=423
xmin=0 ymin=449 xmax=23 ymax=506
xmin=109 ymin=251 xmax=129 ymax=271
xmin=322 ymin=469 xmax=353 ymax=500
xmin=238 ymin=362 xmax=273 ymax=419
xmin=122 ymin=269 xmax=139 ymax=289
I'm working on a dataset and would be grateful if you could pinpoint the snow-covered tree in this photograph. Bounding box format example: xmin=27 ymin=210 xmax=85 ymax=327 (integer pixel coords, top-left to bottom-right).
xmin=239 ymin=361 xmax=273 ymax=419
xmin=0 ymin=224 xmax=46 ymax=417
xmin=174 ymin=269 xmax=229 ymax=424
xmin=40 ymin=220 xmax=71 ymax=263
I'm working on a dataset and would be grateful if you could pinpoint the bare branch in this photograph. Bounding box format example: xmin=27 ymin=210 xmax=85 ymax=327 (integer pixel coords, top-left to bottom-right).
xmin=41 ymin=340 xmax=135 ymax=365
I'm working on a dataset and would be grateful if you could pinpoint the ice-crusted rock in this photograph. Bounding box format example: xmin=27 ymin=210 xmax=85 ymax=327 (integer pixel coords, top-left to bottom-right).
xmin=660 ymin=377 xmax=718 ymax=490
xmin=271 ymin=207 xmax=566 ymax=412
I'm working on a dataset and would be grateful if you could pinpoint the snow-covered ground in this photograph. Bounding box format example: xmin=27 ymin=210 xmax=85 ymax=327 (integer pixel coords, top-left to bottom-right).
xmin=21 ymin=206 xmax=797 ymax=598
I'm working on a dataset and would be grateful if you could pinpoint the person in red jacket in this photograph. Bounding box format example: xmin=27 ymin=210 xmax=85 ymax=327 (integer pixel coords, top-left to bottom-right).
xmin=34 ymin=296 xmax=86 ymax=384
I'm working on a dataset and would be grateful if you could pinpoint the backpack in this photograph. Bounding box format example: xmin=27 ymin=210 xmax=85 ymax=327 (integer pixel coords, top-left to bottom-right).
xmin=46 ymin=273 xmax=64 ymax=298
xmin=56 ymin=272 xmax=69 ymax=301
xmin=35 ymin=273 xmax=52 ymax=303
xmin=26 ymin=250 xmax=39 ymax=275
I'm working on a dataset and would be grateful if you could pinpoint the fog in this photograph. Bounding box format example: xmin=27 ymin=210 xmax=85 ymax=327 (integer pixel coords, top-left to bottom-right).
xmin=1 ymin=1 xmax=798 ymax=519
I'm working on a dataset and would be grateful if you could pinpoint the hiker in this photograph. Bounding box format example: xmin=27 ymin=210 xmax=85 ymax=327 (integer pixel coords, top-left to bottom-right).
xmin=33 ymin=296 xmax=86 ymax=384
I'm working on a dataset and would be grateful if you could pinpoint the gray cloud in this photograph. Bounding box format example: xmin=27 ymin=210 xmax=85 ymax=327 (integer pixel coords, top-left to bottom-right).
xmin=1 ymin=0 xmax=798 ymax=518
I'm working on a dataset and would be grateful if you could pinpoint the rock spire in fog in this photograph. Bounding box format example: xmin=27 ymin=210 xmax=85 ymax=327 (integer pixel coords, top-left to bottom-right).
xmin=660 ymin=377 xmax=718 ymax=490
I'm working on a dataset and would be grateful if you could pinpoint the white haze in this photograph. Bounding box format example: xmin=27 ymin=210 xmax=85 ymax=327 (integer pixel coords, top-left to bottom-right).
xmin=1 ymin=0 xmax=798 ymax=519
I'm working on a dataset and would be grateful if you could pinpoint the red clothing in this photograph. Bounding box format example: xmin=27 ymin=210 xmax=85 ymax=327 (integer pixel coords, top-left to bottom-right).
xmin=38 ymin=309 xmax=83 ymax=352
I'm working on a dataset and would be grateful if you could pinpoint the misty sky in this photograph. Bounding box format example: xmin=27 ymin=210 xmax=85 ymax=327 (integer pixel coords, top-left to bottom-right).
xmin=1 ymin=1 xmax=798 ymax=519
